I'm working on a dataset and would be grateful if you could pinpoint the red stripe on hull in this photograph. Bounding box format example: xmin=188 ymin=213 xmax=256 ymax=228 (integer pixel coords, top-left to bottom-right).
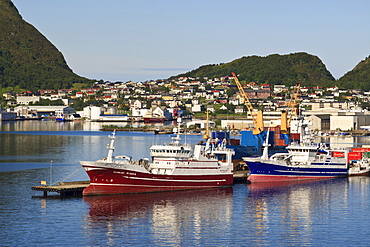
xmin=83 ymin=166 xmax=233 ymax=195
xmin=143 ymin=117 xmax=166 ymax=123
xmin=248 ymin=174 xmax=339 ymax=183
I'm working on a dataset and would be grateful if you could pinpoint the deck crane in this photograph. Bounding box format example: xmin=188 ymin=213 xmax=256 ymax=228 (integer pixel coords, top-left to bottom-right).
xmin=281 ymin=83 xmax=301 ymax=134
xmin=231 ymin=72 xmax=264 ymax=135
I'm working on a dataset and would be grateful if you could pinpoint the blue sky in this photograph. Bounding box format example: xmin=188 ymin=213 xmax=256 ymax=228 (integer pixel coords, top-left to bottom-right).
xmin=11 ymin=0 xmax=370 ymax=82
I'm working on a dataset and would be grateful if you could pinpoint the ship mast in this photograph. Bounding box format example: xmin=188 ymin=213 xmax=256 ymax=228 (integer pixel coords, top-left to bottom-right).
xmin=261 ymin=129 xmax=270 ymax=160
xmin=172 ymin=118 xmax=182 ymax=145
xmin=106 ymin=130 xmax=116 ymax=162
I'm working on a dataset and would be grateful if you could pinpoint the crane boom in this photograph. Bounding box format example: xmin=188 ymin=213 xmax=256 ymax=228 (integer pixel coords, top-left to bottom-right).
xmin=231 ymin=72 xmax=264 ymax=135
xmin=281 ymin=83 xmax=301 ymax=134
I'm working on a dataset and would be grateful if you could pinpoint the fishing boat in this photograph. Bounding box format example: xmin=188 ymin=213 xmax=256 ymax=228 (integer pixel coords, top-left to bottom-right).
xmin=348 ymin=161 xmax=370 ymax=176
xmin=143 ymin=113 xmax=166 ymax=123
xmin=80 ymin=119 xmax=235 ymax=195
xmin=55 ymin=114 xmax=67 ymax=122
xmin=243 ymin=129 xmax=370 ymax=181
xmin=347 ymin=150 xmax=370 ymax=176
xmin=243 ymin=131 xmax=349 ymax=182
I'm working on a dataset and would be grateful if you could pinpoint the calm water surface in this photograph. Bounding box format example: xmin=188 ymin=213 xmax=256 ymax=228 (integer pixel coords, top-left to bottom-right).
xmin=1 ymin=121 xmax=370 ymax=246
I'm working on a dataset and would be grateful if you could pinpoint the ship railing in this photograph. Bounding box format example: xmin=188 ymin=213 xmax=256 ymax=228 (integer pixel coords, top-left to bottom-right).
xmin=150 ymin=151 xmax=191 ymax=158
xmin=212 ymin=147 xmax=234 ymax=152
xmin=153 ymin=142 xmax=192 ymax=148
xmin=115 ymin=155 xmax=132 ymax=160
xmin=290 ymin=142 xmax=320 ymax=148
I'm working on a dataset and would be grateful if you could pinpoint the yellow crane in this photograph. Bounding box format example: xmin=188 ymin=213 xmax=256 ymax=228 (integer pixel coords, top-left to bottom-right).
xmin=281 ymin=83 xmax=301 ymax=134
xmin=203 ymin=110 xmax=210 ymax=140
xmin=231 ymin=72 xmax=264 ymax=135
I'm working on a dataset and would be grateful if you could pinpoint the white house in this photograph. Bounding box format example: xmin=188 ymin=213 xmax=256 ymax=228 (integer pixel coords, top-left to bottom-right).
xmin=234 ymin=105 xmax=244 ymax=114
xmin=132 ymin=108 xmax=150 ymax=117
xmin=150 ymin=106 xmax=172 ymax=119
xmin=16 ymin=96 xmax=40 ymax=105
xmin=130 ymin=99 xmax=143 ymax=109
xmin=191 ymin=104 xmax=204 ymax=112
xmin=206 ymin=105 xmax=215 ymax=113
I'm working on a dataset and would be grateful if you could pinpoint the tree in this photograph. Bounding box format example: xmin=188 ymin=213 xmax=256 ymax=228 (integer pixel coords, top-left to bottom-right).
xmin=70 ymin=97 xmax=86 ymax=111
xmin=30 ymin=98 xmax=64 ymax=106
xmin=227 ymin=88 xmax=238 ymax=97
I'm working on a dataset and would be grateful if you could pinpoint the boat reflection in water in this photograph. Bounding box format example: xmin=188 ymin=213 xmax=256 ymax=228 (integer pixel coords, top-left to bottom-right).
xmin=244 ymin=177 xmax=370 ymax=246
xmin=83 ymin=187 xmax=233 ymax=246
xmin=246 ymin=179 xmax=322 ymax=193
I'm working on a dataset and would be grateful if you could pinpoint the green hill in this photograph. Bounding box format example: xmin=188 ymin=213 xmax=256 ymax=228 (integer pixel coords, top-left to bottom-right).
xmin=176 ymin=52 xmax=336 ymax=87
xmin=0 ymin=0 xmax=92 ymax=92
xmin=337 ymin=56 xmax=370 ymax=90
xmin=1 ymin=0 xmax=369 ymax=92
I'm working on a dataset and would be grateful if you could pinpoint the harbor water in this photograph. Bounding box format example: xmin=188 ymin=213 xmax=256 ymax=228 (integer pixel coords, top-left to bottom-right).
xmin=1 ymin=121 xmax=370 ymax=246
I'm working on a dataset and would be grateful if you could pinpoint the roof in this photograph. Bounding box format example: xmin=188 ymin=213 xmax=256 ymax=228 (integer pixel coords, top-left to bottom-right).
xmin=14 ymin=106 xmax=74 ymax=111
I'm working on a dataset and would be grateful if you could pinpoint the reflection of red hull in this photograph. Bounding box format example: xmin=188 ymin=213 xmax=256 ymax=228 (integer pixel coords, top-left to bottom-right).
xmin=247 ymin=180 xmax=321 ymax=192
xmin=143 ymin=117 xmax=166 ymax=123
xmin=84 ymin=187 xmax=233 ymax=218
xmin=82 ymin=166 xmax=233 ymax=196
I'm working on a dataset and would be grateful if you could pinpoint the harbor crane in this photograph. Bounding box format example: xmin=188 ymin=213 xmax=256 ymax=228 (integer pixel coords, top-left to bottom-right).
xmin=231 ymin=72 xmax=264 ymax=135
xmin=281 ymin=83 xmax=301 ymax=134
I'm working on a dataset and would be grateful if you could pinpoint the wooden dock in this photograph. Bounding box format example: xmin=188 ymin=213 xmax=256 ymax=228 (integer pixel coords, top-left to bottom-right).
xmin=32 ymin=172 xmax=248 ymax=197
xmin=32 ymin=181 xmax=90 ymax=197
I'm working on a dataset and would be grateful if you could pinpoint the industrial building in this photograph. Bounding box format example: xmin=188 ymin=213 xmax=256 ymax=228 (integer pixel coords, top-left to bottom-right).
xmin=14 ymin=106 xmax=75 ymax=118
xmin=221 ymin=108 xmax=370 ymax=132
xmin=304 ymin=108 xmax=370 ymax=131
xmin=0 ymin=107 xmax=17 ymax=120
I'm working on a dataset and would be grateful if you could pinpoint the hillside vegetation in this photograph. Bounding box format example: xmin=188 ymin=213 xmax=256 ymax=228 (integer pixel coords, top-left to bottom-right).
xmin=337 ymin=56 xmax=370 ymax=90
xmin=176 ymin=53 xmax=336 ymax=88
xmin=0 ymin=0 xmax=92 ymax=92
xmin=1 ymin=0 xmax=370 ymax=92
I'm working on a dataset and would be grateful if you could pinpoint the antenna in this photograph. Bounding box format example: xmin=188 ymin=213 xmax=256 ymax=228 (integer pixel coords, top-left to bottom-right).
xmin=49 ymin=160 xmax=53 ymax=186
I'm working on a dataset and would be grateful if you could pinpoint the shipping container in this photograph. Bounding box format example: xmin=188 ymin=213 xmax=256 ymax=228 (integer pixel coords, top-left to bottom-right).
xmin=229 ymin=139 xmax=240 ymax=145
xmin=212 ymin=131 xmax=230 ymax=140
xmin=348 ymin=151 xmax=363 ymax=162
xmin=275 ymin=139 xmax=288 ymax=146
xmin=351 ymin=147 xmax=370 ymax=152
xmin=290 ymin=133 xmax=300 ymax=141
xmin=332 ymin=151 xmax=345 ymax=157
xmin=269 ymin=126 xmax=281 ymax=134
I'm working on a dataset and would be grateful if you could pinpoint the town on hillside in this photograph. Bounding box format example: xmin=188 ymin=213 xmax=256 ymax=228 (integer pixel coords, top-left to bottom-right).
xmin=1 ymin=75 xmax=370 ymax=133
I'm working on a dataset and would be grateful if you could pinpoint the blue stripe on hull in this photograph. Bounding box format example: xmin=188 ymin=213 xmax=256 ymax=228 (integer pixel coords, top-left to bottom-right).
xmin=247 ymin=161 xmax=348 ymax=177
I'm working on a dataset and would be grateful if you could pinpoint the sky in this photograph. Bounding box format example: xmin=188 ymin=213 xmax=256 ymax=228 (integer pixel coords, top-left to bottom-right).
xmin=11 ymin=0 xmax=370 ymax=82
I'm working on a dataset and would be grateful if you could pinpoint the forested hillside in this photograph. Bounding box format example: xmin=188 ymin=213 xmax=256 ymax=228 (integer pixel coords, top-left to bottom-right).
xmin=176 ymin=52 xmax=336 ymax=88
xmin=1 ymin=0 xmax=369 ymax=92
xmin=0 ymin=0 xmax=92 ymax=92
xmin=337 ymin=56 xmax=370 ymax=90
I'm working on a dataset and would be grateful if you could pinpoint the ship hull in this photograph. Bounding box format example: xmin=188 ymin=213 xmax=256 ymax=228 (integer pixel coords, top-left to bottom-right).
xmin=143 ymin=117 xmax=166 ymax=123
xmin=82 ymin=165 xmax=233 ymax=195
xmin=246 ymin=161 xmax=348 ymax=182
